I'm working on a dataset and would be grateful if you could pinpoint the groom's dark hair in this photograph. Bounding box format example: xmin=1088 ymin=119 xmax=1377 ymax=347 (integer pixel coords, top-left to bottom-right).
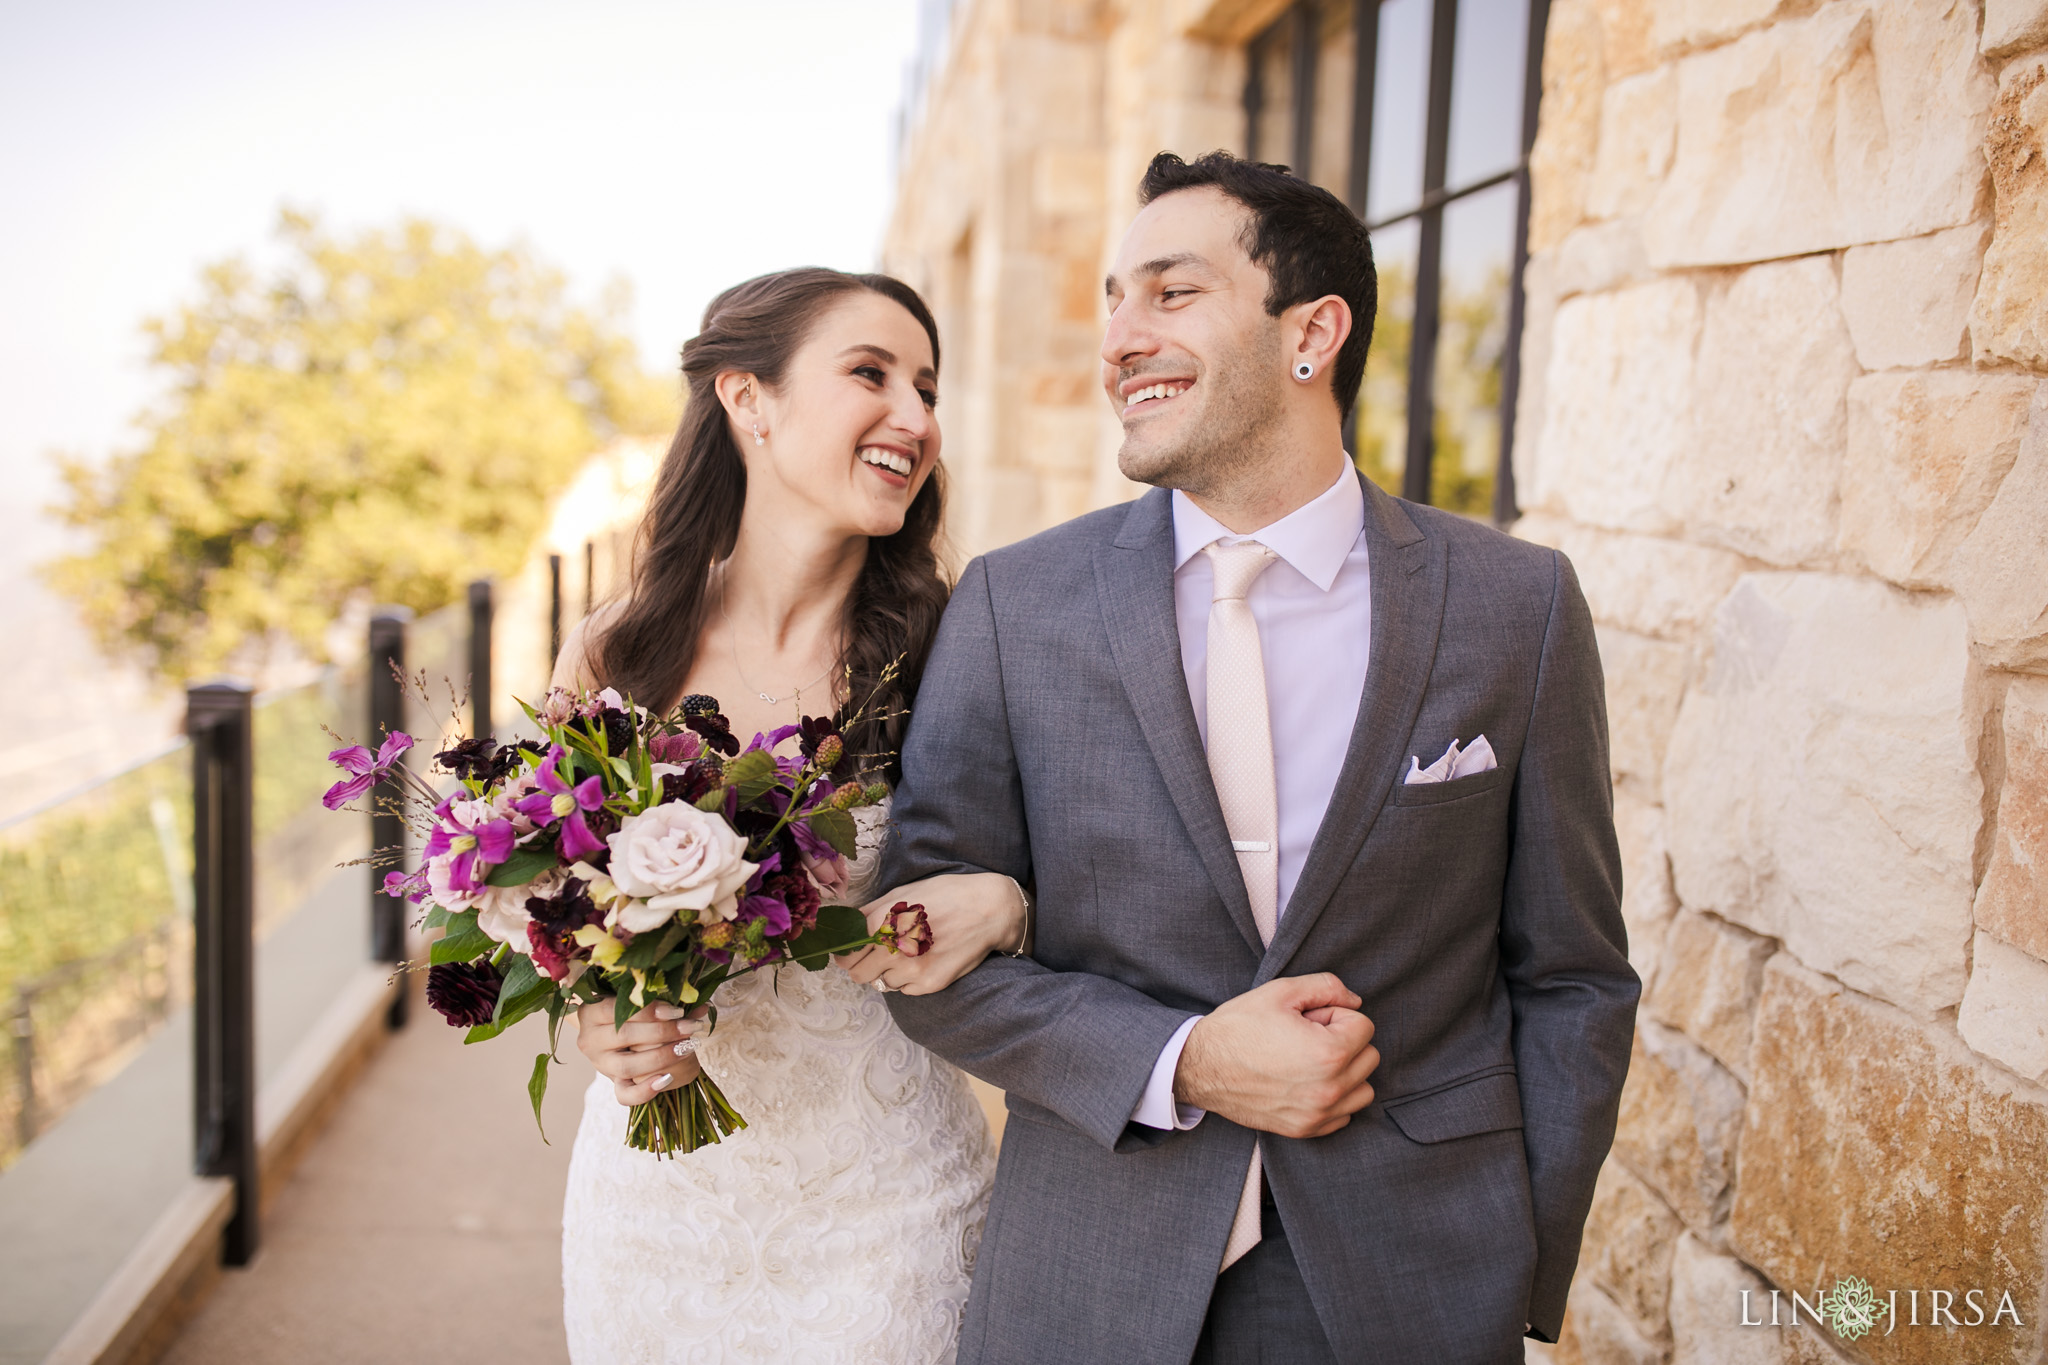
xmin=1138 ymin=150 xmax=1377 ymax=422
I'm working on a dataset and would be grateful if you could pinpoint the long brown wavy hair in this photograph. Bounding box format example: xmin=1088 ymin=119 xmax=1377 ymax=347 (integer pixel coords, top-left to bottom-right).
xmin=590 ymin=268 xmax=950 ymax=775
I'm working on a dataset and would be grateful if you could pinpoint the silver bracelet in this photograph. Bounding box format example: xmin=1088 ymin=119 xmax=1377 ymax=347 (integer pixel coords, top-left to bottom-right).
xmin=1000 ymin=875 xmax=1033 ymax=957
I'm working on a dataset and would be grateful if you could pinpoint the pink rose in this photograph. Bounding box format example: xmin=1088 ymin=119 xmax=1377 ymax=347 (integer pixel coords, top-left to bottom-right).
xmin=605 ymin=803 xmax=757 ymax=933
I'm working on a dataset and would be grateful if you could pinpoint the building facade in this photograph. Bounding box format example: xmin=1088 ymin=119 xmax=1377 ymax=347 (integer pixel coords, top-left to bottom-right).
xmin=886 ymin=1 xmax=2048 ymax=1361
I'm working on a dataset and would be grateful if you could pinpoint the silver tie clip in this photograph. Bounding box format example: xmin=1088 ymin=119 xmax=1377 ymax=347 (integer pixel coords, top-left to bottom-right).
xmin=1231 ymin=840 xmax=1270 ymax=853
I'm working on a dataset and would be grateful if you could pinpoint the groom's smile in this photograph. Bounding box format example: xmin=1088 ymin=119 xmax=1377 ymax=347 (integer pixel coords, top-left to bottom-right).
xmin=1119 ymin=376 xmax=1195 ymax=416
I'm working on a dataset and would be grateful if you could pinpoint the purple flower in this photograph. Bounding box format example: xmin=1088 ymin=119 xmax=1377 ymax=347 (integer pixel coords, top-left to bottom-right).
xmin=323 ymin=732 xmax=415 ymax=809
xmin=423 ymin=795 xmax=518 ymax=898
xmin=383 ymin=867 xmax=429 ymax=904
xmin=511 ymin=745 xmax=608 ymax=862
xmin=738 ymin=893 xmax=793 ymax=937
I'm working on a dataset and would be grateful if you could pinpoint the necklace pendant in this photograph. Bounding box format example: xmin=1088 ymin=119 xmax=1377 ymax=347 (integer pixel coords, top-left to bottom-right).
xmin=758 ymin=692 xmax=778 ymax=704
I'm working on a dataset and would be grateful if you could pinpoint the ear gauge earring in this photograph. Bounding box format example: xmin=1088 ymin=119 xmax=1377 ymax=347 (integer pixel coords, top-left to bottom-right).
xmin=1293 ymin=361 xmax=1315 ymax=381
xmin=751 ymin=422 xmax=765 ymax=447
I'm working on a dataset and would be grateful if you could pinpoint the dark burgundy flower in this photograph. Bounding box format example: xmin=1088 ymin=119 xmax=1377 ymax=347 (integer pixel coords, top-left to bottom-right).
xmin=526 ymin=878 xmax=605 ymax=982
xmin=760 ymin=869 xmax=821 ymax=934
xmin=659 ymin=758 xmax=721 ymax=807
xmin=426 ymin=959 xmax=503 ymax=1028
xmin=679 ymin=695 xmax=739 ymax=757
xmin=433 ymin=735 xmax=521 ymax=784
xmin=596 ymin=706 xmax=637 ymax=757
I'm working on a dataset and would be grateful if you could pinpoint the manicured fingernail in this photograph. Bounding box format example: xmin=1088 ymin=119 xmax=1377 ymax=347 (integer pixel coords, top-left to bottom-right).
xmin=652 ymin=1004 xmax=685 ymax=1020
xmin=673 ymin=1039 xmax=697 ymax=1057
xmin=651 ymin=1073 xmax=673 ymax=1091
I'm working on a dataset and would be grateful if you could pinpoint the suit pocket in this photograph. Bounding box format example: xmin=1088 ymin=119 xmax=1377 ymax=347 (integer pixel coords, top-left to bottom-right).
xmin=1389 ymin=766 xmax=1509 ymax=807
xmin=1381 ymin=1067 xmax=1524 ymax=1143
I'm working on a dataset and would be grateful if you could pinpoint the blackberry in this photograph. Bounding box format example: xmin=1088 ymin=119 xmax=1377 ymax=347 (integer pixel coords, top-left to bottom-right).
xmin=680 ymin=694 xmax=723 ymax=718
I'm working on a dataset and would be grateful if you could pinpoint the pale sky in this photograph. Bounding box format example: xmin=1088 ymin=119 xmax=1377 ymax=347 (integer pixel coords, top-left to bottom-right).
xmin=0 ymin=0 xmax=924 ymax=809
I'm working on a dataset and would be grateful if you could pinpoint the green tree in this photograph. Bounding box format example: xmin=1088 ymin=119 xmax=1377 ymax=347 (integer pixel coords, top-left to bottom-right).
xmin=46 ymin=210 xmax=678 ymax=681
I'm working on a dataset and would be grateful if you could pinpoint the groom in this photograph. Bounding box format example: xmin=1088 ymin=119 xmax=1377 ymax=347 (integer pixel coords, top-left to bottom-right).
xmin=883 ymin=150 xmax=1637 ymax=1363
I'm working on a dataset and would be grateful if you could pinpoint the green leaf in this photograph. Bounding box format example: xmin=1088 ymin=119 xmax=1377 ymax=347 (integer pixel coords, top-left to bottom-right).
xmin=528 ymin=1051 xmax=553 ymax=1143
xmin=493 ymin=952 xmax=542 ymax=1018
xmin=463 ymin=983 xmax=551 ymax=1042
xmin=784 ymin=903 xmax=879 ymax=971
xmin=423 ymin=906 xmax=451 ymax=930
xmin=612 ymin=989 xmax=638 ymax=1029
xmin=622 ymin=923 xmax=684 ymax=971
xmin=693 ymin=786 xmax=727 ymax=813
xmin=430 ymin=924 xmax=494 ymax=964
xmin=724 ymin=749 xmax=779 ymax=803
xmin=485 ymin=844 xmax=560 ymax=886
xmin=803 ymin=807 xmax=860 ymax=860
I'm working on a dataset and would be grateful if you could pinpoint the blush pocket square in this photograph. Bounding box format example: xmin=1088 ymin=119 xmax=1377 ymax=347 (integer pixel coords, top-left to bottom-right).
xmin=1404 ymin=734 xmax=1497 ymax=784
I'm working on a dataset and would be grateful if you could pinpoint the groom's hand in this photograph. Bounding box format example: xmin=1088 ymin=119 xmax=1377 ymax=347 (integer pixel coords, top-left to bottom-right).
xmin=1174 ymin=974 xmax=1380 ymax=1139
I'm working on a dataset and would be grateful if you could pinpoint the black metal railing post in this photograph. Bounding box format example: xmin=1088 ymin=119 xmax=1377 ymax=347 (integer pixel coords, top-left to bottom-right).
xmin=188 ymin=680 xmax=258 ymax=1265
xmin=468 ymin=580 xmax=494 ymax=742
xmin=369 ymin=608 xmax=412 ymax=1029
xmin=548 ymin=553 xmax=564 ymax=667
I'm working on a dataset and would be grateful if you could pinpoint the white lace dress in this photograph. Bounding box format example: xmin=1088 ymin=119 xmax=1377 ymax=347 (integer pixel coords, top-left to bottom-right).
xmin=561 ymin=803 xmax=996 ymax=1364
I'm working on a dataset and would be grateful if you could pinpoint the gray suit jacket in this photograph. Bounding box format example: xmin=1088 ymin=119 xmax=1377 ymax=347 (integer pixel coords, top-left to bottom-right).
xmin=884 ymin=476 xmax=1638 ymax=1364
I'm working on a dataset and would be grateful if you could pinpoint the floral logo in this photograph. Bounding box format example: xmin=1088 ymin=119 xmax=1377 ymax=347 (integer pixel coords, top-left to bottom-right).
xmin=1820 ymin=1276 xmax=1889 ymax=1341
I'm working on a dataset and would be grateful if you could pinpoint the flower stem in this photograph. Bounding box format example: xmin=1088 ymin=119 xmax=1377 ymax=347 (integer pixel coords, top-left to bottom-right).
xmin=624 ymin=1073 xmax=748 ymax=1157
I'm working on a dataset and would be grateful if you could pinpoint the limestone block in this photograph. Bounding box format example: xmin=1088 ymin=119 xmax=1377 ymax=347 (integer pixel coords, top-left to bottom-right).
xmin=1588 ymin=69 xmax=1677 ymax=221
xmin=1664 ymin=258 xmax=1856 ymax=567
xmin=1517 ymin=517 xmax=1747 ymax=642
xmin=1984 ymin=0 xmax=2048 ymax=57
xmin=1647 ymin=910 xmax=1774 ymax=1086
xmin=1529 ymin=0 xmax=1606 ymax=253
xmin=1730 ymin=956 xmax=2048 ymax=1365
xmin=1839 ymin=371 xmax=2036 ymax=588
xmin=1550 ymin=218 xmax=1656 ymax=300
xmin=1644 ymin=1 xmax=1994 ymax=268
xmin=1584 ymin=1159 xmax=1684 ymax=1342
xmin=1977 ymin=676 xmax=2048 ymax=962
xmin=1616 ymin=789 xmax=1679 ymax=980
xmin=1535 ymin=280 xmax=1698 ymax=535
xmin=1948 ymin=385 xmax=2048 ymax=670
xmin=1839 ymin=222 xmax=1988 ymax=370
xmin=1974 ymin=58 xmax=2048 ymax=368
xmin=1553 ymin=1279 xmax=1670 ymax=1365
xmin=1600 ymin=627 xmax=1690 ymax=792
xmin=1591 ymin=0 xmax=1657 ymax=78
xmin=1959 ymin=931 xmax=2048 ymax=1082
xmin=1663 ymin=573 xmax=1979 ymax=1017
xmin=1613 ymin=1022 xmax=1745 ymax=1236
xmin=1650 ymin=0 xmax=1791 ymax=56
xmin=1667 ymin=1235 xmax=1842 ymax=1365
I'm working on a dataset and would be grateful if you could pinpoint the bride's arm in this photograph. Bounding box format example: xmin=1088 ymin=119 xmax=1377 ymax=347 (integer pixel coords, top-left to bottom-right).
xmin=840 ymin=872 xmax=1029 ymax=995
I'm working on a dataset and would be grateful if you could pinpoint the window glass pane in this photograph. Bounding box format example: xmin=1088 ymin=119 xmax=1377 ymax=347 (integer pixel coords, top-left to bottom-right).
xmin=1355 ymin=216 xmax=1418 ymax=495
xmin=1364 ymin=0 xmax=1431 ymax=221
xmin=1430 ymin=180 xmax=1516 ymax=516
xmin=1444 ymin=0 xmax=1530 ymax=189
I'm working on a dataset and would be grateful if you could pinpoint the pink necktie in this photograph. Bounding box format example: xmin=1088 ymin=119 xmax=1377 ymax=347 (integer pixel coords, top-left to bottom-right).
xmin=1203 ymin=540 xmax=1279 ymax=1272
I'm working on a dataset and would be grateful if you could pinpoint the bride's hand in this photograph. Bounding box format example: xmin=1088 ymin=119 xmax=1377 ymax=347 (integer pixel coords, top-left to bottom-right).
xmin=840 ymin=872 xmax=1028 ymax=995
xmin=575 ymin=999 xmax=709 ymax=1107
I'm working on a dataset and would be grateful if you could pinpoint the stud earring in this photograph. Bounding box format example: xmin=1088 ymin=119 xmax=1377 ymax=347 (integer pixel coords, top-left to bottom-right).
xmin=752 ymin=422 xmax=765 ymax=447
xmin=1293 ymin=361 xmax=1315 ymax=381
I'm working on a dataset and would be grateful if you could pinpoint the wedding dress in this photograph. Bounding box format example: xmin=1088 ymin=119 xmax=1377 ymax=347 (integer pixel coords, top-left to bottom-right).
xmin=561 ymin=801 xmax=996 ymax=1364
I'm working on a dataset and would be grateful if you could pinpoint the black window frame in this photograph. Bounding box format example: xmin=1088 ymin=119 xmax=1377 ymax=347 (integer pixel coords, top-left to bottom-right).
xmin=1245 ymin=0 xmax=1551 ymax=525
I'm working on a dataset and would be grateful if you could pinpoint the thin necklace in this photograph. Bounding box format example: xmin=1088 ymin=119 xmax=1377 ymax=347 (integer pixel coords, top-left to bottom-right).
xmin=720 ymin=587 xmax=839 ymax=707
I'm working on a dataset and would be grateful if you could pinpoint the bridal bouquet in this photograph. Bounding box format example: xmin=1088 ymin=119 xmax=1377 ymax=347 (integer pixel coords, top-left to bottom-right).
xmin=325 ymin=684 xmax=931 ymax=1157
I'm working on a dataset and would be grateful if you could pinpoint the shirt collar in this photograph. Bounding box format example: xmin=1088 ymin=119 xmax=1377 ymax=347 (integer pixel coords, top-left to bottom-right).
xmin=1171 ymin=465 xmax=1365 ymax=592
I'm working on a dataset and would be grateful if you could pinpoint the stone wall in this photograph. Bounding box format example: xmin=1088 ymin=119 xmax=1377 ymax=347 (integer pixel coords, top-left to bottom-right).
xmin=1517 ymin=1 xmax=2048 ymax=1361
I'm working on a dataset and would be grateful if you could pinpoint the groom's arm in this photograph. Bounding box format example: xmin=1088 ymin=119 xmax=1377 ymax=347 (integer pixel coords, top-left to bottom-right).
xmin=1499 ymin=551 xmax=1641 ymax=1342
xmin=882 ymin=557 xmax=1197 ymax=1154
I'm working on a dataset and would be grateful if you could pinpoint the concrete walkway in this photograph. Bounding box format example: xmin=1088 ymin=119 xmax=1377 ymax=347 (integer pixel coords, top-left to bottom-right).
xmin=163 ymin=986 xmax=596 ymax=1365
xmin=162 ymin=983 xmax=1008 ymax=1365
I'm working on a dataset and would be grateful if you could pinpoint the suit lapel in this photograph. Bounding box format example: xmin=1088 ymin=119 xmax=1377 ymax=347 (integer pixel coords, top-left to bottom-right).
xmin=1257 ymin=477 xmax=1445 ymax=984
xmin=1093 ymin=490 xmax=1266 ymax=957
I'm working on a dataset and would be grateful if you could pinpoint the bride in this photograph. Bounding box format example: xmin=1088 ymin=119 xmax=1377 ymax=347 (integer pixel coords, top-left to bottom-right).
xmin=549 ymin=268 xmax=1023 ymax=1363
